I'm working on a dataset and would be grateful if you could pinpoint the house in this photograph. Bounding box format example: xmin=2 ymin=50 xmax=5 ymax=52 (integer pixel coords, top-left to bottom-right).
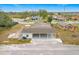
xmin=8 ymin=23 xmax=62 ymax=43
xmin=12 ymin=18 xmax=25 ymax=23
xmin=58 ymin=22 xmax=77 ymax=31
xmin=52 ymin=15 xmax=67 ymax=21
xmin=58 ymin=21 xmax=71 ymax=29
xmin=20 ymin=23 xmax=55 ymax=40
xmin=31 ymin=16 xmax=42 ymax=20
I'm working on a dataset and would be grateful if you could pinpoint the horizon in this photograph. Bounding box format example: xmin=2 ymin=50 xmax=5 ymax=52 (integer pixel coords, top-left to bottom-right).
xmin=0 ymin=4 xmax=79 ymax=12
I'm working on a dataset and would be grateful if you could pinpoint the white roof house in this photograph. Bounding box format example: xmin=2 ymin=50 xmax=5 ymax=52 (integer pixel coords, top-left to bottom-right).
xmin=19 ymin=23 xmax=62 ymax=43
xmin=20 ymin=23 xmax=55 ymax=40
xmin=12 ymin=18 xmax=25 ymax=23
xmin=8 ymin=23 xmax=62 ymax=43
xmin=52 ymin=15 xmax=67 ymax=21
xmin=31 ymin=16 xmax=42 ymax=20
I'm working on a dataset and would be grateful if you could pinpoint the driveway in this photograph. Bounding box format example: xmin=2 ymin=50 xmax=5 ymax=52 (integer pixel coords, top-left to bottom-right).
xmin=0 ymin=40 xmax=79 ymax=55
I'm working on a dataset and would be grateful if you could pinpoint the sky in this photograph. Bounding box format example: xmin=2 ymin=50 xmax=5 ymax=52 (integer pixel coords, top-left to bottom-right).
xmin=0 ymin=4 xmax=79 ymax=12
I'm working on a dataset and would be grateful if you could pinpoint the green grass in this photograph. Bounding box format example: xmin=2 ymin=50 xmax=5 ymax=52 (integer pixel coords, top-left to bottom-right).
xmin=0 ymin=39 xmax=32 ymax=45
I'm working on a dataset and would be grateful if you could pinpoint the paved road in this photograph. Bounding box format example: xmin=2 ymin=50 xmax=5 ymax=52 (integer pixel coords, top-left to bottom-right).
xmin=0 ymin=40 xmax=79 ymax=55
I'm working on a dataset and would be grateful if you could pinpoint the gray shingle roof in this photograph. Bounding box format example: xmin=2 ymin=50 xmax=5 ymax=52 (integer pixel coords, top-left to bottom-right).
xmin=22 ymin=23 xmax=53 ymax=34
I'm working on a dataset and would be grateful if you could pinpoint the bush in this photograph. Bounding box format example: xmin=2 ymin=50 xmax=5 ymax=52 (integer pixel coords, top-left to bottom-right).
xmin=47 ymin=16 xmax=52 ymax=23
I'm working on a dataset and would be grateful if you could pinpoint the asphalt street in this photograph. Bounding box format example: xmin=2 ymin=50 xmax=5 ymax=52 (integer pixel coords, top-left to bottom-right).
xmin=0 ymin=40 xmax=79 ymax=55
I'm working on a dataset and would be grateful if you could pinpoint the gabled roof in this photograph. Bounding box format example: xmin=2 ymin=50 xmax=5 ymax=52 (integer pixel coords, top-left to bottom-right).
xmin=22 ymin=23 xmax=54 ymax=34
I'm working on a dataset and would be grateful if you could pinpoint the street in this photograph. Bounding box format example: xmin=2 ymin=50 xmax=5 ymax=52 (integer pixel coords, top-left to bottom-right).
xmin=0 ymin=40 xmax=79 ymax=55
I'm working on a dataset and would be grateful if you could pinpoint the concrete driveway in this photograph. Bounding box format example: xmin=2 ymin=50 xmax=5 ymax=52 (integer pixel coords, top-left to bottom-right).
xmin=0 ymin=40 xmax=79 ymax=55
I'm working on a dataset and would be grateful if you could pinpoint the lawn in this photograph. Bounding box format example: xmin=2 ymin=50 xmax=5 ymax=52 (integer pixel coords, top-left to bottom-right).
xmin=0 ymin=39 xmax=32 ymax=45
xmin=52 ymin=24 xmax=79 ymax=45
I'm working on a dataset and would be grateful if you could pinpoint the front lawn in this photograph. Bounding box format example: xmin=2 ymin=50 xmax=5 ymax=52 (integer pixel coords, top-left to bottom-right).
xmin=0 ymin=39 xmax=32 ymax=45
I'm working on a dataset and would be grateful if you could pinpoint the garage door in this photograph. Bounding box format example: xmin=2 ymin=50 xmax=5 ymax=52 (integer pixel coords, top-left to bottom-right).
xmin=33 ymin=34 xmax=39 ymax=39
xmin=33 ymin=34 xmax=48 ymax=39
xmin=40 ymin=34 xmax=47 ymax=38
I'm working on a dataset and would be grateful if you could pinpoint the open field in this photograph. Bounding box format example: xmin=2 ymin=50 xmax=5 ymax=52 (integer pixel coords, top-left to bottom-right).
xmin=52 ymin=24 xmax=79 ymax=45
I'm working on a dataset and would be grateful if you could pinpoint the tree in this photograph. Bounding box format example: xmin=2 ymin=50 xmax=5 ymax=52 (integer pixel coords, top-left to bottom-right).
xmin=57 ymin=12 xmax=61 ymax=15
xmin=38 ymin=10 xmax=48 ymax=19
xmin=0 ymin=11 xmax=15 ymax=27
xmin=47 ymin=16 xmax=52 ymax=23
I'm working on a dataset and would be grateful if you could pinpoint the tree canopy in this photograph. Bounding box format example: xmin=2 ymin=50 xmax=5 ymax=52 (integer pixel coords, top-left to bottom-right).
xmin=47 ymin=16 xmax=52 ymax=23
xmin=0 ymin=11 xmax=16 ymax=27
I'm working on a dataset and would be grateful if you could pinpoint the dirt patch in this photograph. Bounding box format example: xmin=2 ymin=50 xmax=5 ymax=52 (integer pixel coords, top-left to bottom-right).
xmin=0 ymin=24 xmax=24 ymax=41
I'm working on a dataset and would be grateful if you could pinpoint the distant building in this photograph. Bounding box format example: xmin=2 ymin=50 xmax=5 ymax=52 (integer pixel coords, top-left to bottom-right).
xmin=52 ymin=15 xmax=67 ymax=21
xmin=12 ymin=18 xmax=25 ymax=23
xmin=31 ymin=16 xmax=42 ymax=20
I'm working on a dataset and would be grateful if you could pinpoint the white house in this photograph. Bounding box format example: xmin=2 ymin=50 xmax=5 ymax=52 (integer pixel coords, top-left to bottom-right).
xmin=52 ymin=15 xmax=67 ymax=21
xmin=8 ymin=23 xmax=62 ymax=43
xmin=12 ymin=18 xmax=25 ymax=23
xmin=20 ymin=23 xmax=55 ymax=40
xmin=31 ymin=16 xmax=42 ymax=21
xmin=19 ymin=23 xmax=62 ymax=43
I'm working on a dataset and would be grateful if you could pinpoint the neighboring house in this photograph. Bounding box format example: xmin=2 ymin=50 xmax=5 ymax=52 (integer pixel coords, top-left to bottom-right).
xmin=12 ymin=18 xmax=25 ymax=23
xmin=20 ymin=23 xmax=55 ymax=40
xmin=31 ymin=16 xmax=42 ymax=20
xmin=12 ymin=18 xmax=35 ymax=25
xmin=52 ymin=15 xmax=67 ymax=21
xmin=58 ymin=22 xmax=77 ymax=31
xmin=59 ymin=21 xmax=70 ymax=29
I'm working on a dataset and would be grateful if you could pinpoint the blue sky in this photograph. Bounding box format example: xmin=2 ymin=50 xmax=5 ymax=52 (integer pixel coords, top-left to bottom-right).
xmin=0 ymin=4 xmax=79 ymax=12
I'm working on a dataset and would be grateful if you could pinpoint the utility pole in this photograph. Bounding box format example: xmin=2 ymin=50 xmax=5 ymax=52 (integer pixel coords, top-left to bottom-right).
xmin=63 ymin=5 xmax=66 ymax=21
